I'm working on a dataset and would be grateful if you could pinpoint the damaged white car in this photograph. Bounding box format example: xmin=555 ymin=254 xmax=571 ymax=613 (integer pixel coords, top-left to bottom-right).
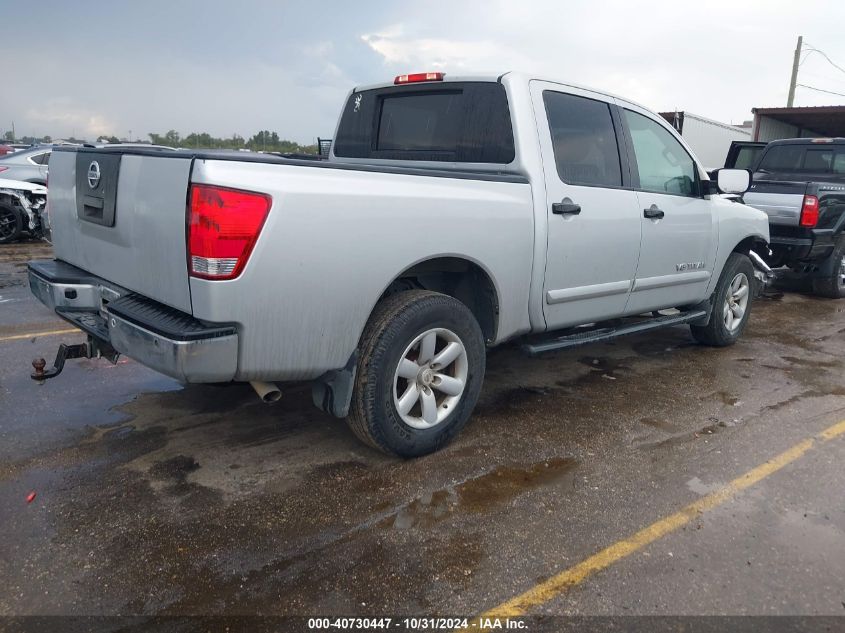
xmin=0 ymin=178 xmax=48 ymax=244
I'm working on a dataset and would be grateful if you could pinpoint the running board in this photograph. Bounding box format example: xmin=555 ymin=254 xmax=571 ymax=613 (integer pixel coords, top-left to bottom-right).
xmin=522 ymin=310 xmax=709 ymax=356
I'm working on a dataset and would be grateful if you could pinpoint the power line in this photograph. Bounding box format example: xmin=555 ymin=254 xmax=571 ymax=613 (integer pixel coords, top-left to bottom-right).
xmin=801 ymin=42 xmax=845 ymax=76
xmin=801 ymin=70 xmax=845 ymax=87
xmin=796 ymin=83 xmax=845 ymax=98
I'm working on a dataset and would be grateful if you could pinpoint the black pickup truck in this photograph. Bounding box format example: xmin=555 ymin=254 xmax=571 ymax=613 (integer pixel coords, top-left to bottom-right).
xmin=729 ymin=138 xmax=845 ymax=297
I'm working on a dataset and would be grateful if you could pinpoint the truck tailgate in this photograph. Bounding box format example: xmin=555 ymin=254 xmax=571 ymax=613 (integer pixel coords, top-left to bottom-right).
xmin=48 ymin=148 xmax=194 ymax=313
xmin=744 ymin=179 xmax=806 ymax=227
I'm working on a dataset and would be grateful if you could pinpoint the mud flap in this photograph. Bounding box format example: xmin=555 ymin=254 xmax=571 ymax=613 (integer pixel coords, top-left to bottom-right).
xmin=813 ymin=239 xmax=843 ymax=278
xmin=312 ymin=352 xmax=357 ymax=418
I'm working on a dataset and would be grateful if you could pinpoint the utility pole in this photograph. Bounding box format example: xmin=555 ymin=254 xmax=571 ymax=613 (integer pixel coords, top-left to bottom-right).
xmin=787 ymin=35 xmax=803 ymax=107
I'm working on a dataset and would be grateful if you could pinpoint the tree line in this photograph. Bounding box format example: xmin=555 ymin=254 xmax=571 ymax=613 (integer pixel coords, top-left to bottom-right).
xmin=2 ymin=129 xmax=319 ymax=154
xmin=147 ymin=130 xmax=318 ymax=153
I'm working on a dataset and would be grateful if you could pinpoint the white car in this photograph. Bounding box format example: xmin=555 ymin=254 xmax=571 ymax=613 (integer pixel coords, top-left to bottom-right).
xmin=0 ymin=178 xmax=48 ymax=243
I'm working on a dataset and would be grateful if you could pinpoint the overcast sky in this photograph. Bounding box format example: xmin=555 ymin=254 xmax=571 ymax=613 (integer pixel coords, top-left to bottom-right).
xmin=3 ymin=0 xmax=845 ymax=143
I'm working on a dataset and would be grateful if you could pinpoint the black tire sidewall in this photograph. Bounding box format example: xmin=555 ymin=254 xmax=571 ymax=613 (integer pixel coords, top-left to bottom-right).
xmin=817 ymin=237 xmax=845 ymax=298
xmin=364 ymin=295 xmax=485 ymax=457
xmin=0 ymin=204 xmax=22 ymax=244
xmin=710 ymin=253 xmax=755 ymax=344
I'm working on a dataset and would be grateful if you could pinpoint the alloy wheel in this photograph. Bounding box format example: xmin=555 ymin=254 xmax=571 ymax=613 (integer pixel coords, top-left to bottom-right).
xmin=392 ymin=327 xmax=469 ymax=429
xmin=723 ymin=272 xmax=750 ymax=332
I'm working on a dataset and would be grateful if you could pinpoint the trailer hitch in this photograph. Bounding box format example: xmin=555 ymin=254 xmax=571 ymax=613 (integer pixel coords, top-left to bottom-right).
xmin=31 ymin=336 xmax=119 ymax=384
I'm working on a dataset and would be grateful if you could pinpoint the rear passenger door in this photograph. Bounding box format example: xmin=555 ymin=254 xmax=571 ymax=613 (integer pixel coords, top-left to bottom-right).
xmin=532 ymin=82 xmax=642 ymax=330
xmin=618 ymin=104 xmax=717 ymax=315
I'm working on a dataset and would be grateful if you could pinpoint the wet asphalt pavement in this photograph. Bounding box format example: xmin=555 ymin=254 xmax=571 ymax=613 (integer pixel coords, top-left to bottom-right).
xmin=1 ymin=240 xmax=844 ymax=626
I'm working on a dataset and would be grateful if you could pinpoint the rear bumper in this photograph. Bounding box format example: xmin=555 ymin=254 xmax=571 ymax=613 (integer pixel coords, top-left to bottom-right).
xmin=28 ymin=260 xmax=238 ymax=383
xmin=769 ymin=228 xmax=835 ymax=264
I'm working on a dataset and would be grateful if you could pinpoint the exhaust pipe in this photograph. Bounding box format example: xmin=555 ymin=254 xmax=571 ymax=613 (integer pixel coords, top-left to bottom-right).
xmin=250 ymin=381 xmax=282 ymax=403
xmin=749 ymin=249 xmax=774 ymax=277
xmin=749 ymin=249 xmax=776 ymax=296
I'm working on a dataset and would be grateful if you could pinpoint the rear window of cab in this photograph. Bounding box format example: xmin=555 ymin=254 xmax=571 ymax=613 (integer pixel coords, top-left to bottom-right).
xmin=334 ymin=81 xmax=515 ymax=164
xmin=758 ymin=144 xmax=845 ymax=174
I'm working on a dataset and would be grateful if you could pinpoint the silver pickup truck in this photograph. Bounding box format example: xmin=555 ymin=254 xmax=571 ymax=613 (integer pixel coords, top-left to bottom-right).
xmin=29 ymin=71 xmax=770 ymax=456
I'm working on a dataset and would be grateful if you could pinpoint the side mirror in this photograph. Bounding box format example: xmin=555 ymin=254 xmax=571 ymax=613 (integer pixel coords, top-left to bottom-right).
xmin=714 ymin=168 xmax=751 ymax=194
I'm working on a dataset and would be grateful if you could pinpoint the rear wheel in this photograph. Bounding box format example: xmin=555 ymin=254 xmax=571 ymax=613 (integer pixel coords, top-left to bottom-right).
xmin=0 ymin=204 xmax=23 ymax=244
xmin=348 ymin=290 xmax=486 ymax=457
xmin=691 ymin=252 xmax=754 ymax=347
xmin=812 ymin=236 xmax=845 ymax=299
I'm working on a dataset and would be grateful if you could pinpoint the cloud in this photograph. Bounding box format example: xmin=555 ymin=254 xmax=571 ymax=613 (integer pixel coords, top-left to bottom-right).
xmin=361 ymin=23 xmax=531 ymax=71
xmin=2 ymin=1 xmax=844 ymax=141
xmin=24 ymin=101 xmax=117 ymax=138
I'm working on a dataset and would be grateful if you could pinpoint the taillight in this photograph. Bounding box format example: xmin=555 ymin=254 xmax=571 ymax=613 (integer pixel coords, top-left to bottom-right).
xmin=394 ymin=72 xmax=445 ymax=85
xmin=799 ymin=194 xmax=819 ymax=228
xmin=0 ymin=166 xmax=8 ymax=173
xmin=187 ymin=184 xmax=271 ymax=280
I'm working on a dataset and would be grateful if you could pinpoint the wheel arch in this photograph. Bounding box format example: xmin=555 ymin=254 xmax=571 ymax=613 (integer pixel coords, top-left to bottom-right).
xmin=312 ymin=256 xmax=500 ymax=421
xmin=731 ymin=233 xmax=769 ymax=257
xmin=376 ymin=254 xmax=502 ymax=344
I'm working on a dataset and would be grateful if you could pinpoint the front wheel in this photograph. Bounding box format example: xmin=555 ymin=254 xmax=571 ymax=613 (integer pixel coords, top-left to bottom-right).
xmin=812 ymin=236 xmax=845 ymax=299
xmin=690 ymin=252 xmax=755 ymax=347
xmin=0 ymin=204 xmax=23 ymax=244
xmin=348 ymin=290 xmax=486 ymax=457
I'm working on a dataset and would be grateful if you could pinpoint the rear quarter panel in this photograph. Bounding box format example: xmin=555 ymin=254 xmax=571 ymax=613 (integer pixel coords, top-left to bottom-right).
xmin=189 ymin=159 xmax=534 ymax=381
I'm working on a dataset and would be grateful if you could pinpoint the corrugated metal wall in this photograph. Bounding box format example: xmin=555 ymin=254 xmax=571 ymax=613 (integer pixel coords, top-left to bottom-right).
xmin=754 ymin=115 xmax=823 ymax=141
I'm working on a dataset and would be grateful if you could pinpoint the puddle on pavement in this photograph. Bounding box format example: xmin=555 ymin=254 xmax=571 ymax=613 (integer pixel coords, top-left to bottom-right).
xmin=577 ymin=355 xmax=631 ymax=376
xmin=633 ymin=417 xmax=734 ymax=450
xmin=715 ymin=391 xmax=743 ymax=407
xmin=640 ymin=417 xmax=678 ymax=432
xmin=686 ymin=476 xmax=721 ymax=495
xmin=474 ymin=384 xmax=551 ymax=416
xmin=384 ymin=457 xmax=578 ymax=530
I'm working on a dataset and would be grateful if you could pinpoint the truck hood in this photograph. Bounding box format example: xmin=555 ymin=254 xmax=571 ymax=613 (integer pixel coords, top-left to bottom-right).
xmin=0 ymin=178 xmax=47 ymax=194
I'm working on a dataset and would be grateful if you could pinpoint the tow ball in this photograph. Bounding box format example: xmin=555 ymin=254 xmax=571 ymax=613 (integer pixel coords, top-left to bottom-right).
xmin=31 ymin=337 xmax=119 ymax=384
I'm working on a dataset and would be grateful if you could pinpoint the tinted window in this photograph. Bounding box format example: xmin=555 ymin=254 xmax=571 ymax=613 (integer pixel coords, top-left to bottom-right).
xmin=377 ymin=92 xmax=461 ymax=151
xmin=30 ymin=152 xmax=50 ymax=165
xmin=334 ymin=82 xmax=515 ymax=163
xmin=734 ymin=146 xmax=763 ymax=170
xmin=758 ymin=145 xmax=845 ymax=173
xmin=804 ymin=149 xmax=833 ymax=171
xmin=624 ymin=110 xmax=697 ymax=197
xmin=757 ymin=146 xmax=803 ymax=171
xmin=543 ymin=91 xmax=622 ymax=187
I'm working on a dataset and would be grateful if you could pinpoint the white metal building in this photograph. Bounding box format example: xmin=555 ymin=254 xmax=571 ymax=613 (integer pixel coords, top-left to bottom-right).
xmin=659 ymin=111 xmax=751 ymax=170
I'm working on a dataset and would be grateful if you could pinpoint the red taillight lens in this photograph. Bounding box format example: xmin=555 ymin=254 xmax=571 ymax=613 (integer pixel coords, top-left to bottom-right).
xmin=394 ymin=72 xmax=445 ymax=84
xmin=187 ymin=184 xmax=271 ymax=280
xmin=0 ymin=166 xmax=8 ymax=173
xmin=799 ymin=194 xmax=819 ymax=228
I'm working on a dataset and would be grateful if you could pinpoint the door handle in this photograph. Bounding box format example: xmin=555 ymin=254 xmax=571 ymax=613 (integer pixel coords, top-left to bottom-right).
xmin=552 ymin=200 xmax=581 ymax=215
xmin=643 ymin=205 xmax=665 ymax=220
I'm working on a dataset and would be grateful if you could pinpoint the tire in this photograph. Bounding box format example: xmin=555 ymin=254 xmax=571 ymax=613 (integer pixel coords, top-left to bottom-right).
xmin=690 ymin=252 xmax=755 ymax=347
xmin=348 ymin=290 xmax=486 ymax=457
xmin=0 ymin=204 xmax=23 ymax=244
xmin=812 ymin=236 xmax=845 ymax=299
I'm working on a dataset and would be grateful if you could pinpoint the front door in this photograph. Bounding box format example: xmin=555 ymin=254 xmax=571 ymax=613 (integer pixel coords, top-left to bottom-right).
xmin=532 ymin=82 xmax=642 ymax=330
xmin=618 ymin=105 xmax=717 ymax=314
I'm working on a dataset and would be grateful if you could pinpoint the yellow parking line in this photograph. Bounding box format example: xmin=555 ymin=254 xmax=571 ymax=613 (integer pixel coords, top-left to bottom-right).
xmin=471 ymin=418 xmax=845 ymax=626
xmin=0 ymin=328 xmax=80 ymax=343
